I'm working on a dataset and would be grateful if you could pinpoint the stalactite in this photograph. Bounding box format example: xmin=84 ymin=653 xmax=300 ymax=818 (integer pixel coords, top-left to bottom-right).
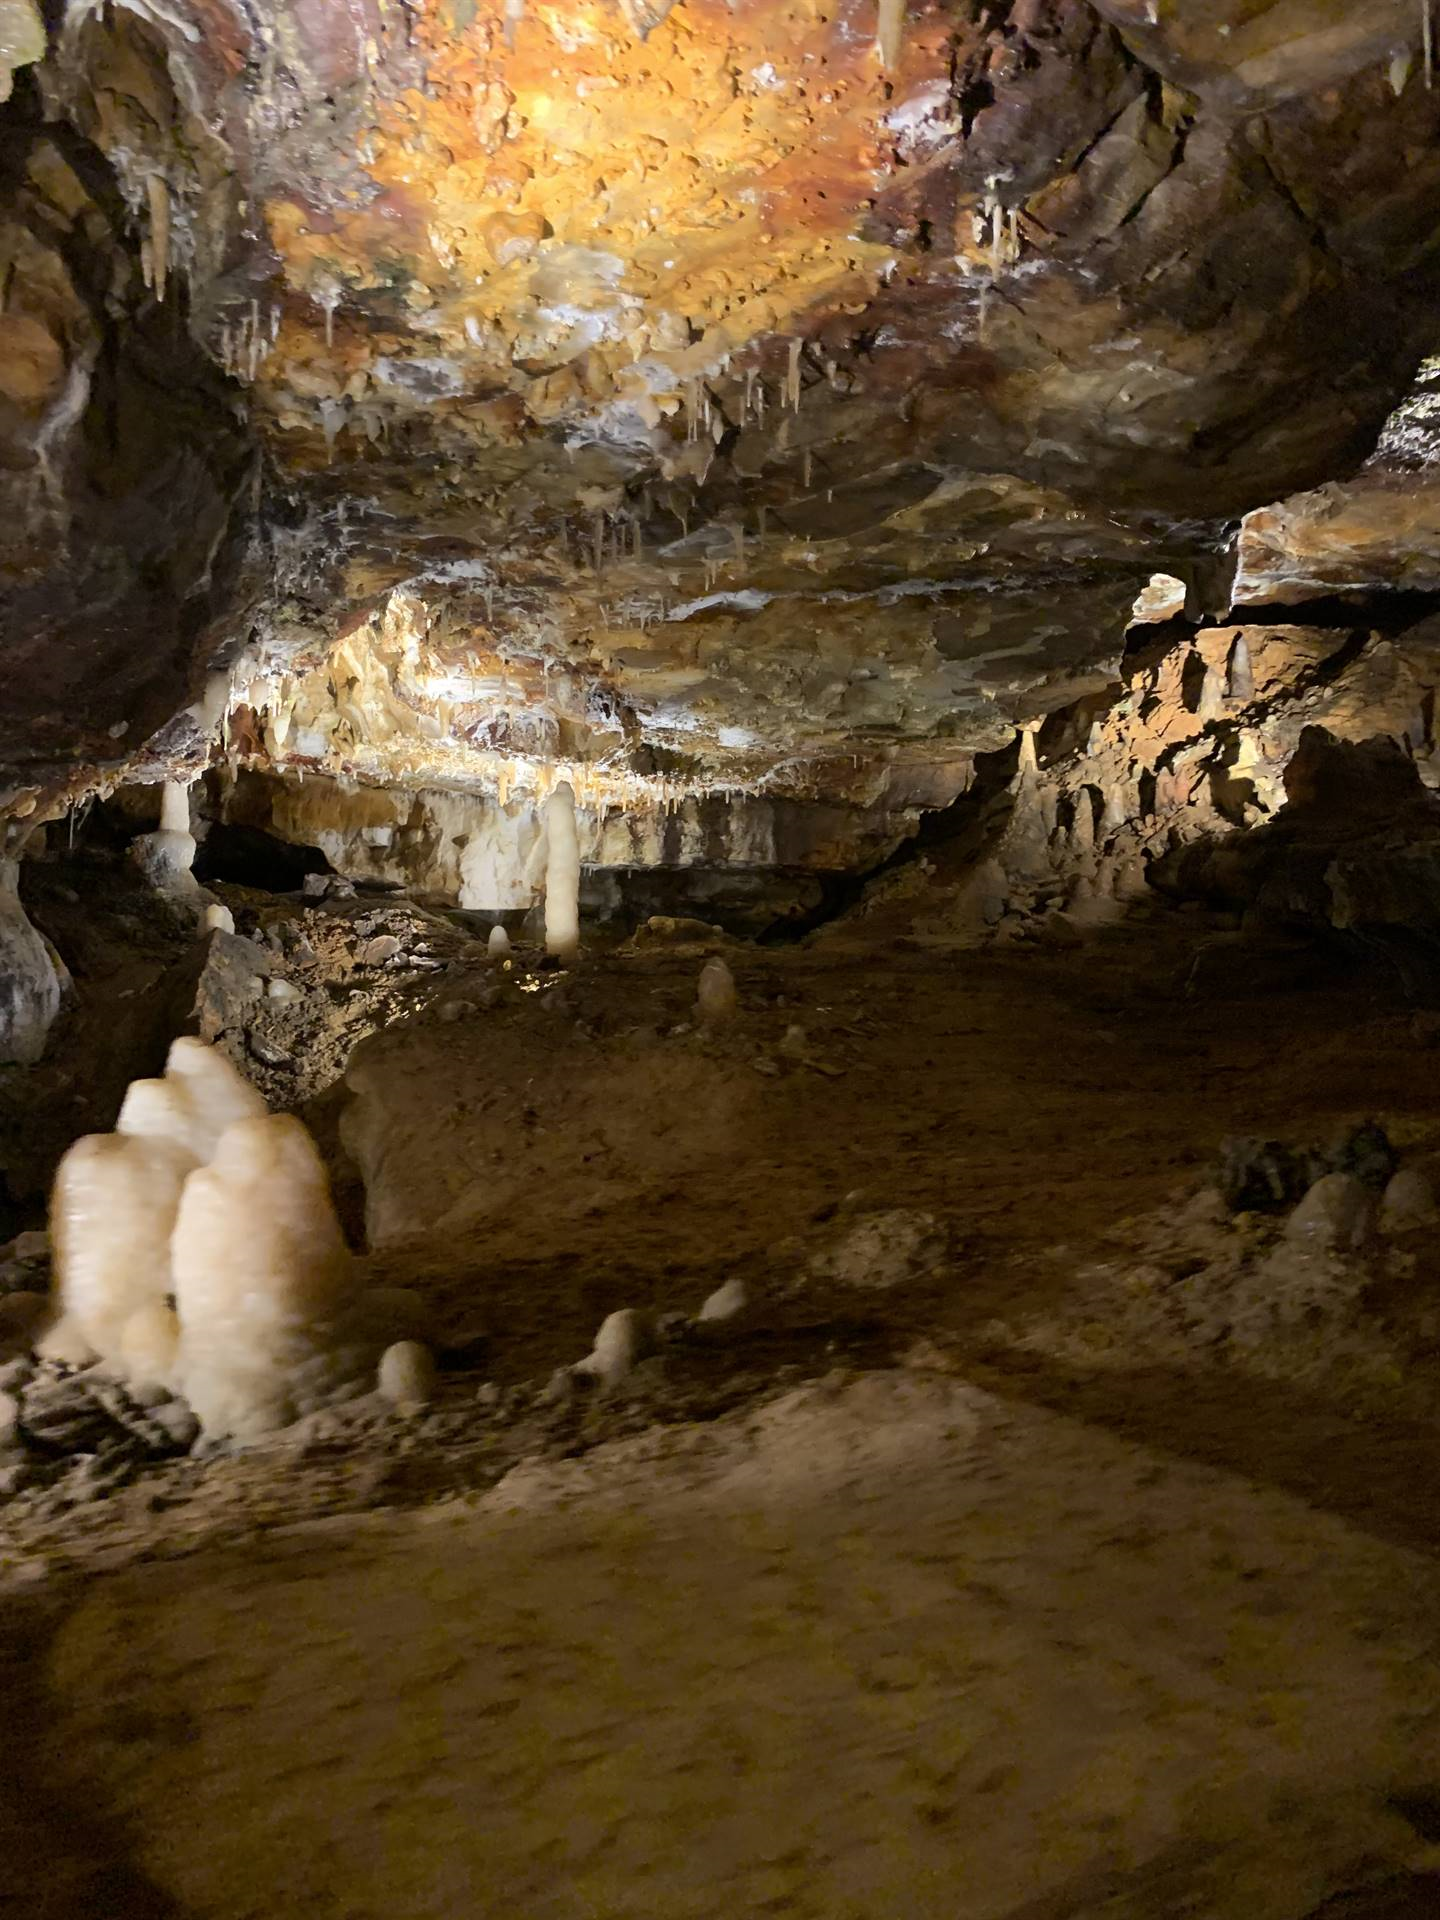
xmin=876 ymin=0 xmax=904 ymax=70
xmin=786 ymin=338 xmax=802 ymax=412
xmin=1425 ymin=0 xmax=1434 ymax=89
xmin=146 ymin=174 xmax=171 ymax=303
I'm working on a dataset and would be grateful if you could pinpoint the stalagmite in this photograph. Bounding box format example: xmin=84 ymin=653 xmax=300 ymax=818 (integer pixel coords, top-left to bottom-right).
xmin=377 ymin=1339 xmax=436 ymax=1409
xmin=696 ymin=955 xmax=738 ymax=1023
xmin=0 ymin=856 xmax=61 ymax=1065
xmin=173 ymin=1114 xmax=354 ymax=1441
xmin=120 ymin=1300 xmax=182 ymax=1397
xmin=120 ymin=1037 xmax=266 ymax=1164
xmin=543 ymin=781 xmax=580 ymax=959
xmin=573 ymin=1308 xmax=654 ymax=1391
xmin=204 ymin=902 xmax=235 ymax=934
xmin=132 ymin=781 xmax=198 ymax=896
xmin=51 ymin=1128 xmax=196 ymax=1375
xmin=1070 ymin=788 xmax=1095 ymax=854
xmin=1228 ymin=635 xmax=1255 ymax=702
xmin=488 ymin=923 xmax=512 ymax=957
xmin=1198 ymin=662 xmax=1226 ymax=721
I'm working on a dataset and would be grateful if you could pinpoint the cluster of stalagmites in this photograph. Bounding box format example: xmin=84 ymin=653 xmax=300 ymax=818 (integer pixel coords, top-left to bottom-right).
xmin=39 ymin=1038 xmax=425 ymax=1442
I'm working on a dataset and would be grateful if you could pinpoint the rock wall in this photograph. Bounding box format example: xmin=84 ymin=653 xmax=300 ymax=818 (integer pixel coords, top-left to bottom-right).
xmin=877 ymin=607 xmax=1440 ymax=944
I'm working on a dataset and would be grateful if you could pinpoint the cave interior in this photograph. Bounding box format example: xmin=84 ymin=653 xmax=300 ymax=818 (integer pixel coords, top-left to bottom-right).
xmin=5 ymin=4 xmax=1440 ymax=1916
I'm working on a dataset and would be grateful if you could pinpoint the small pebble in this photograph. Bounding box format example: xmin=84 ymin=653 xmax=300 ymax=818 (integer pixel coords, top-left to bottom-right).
xmin=362 ymin=935 xmax=402 ymax=966
xmin=148 ymin=1401 xmax=201 ymax=1449
xmin=267 ymin=979 xmax=303 ymax=1003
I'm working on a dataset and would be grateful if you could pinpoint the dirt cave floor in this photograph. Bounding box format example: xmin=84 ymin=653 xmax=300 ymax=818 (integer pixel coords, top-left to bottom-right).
xmin=5 ymin=893 xmax=1440 ymax=1919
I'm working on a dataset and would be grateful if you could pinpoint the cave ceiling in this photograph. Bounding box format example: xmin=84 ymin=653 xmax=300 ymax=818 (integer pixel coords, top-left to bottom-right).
xmin=2 ymin=0 xmax=1440 ymax=830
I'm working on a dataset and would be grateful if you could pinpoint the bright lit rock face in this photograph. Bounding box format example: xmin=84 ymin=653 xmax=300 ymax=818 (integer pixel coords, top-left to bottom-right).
xmin=4 ymin=2 xmax=1440 ymax=847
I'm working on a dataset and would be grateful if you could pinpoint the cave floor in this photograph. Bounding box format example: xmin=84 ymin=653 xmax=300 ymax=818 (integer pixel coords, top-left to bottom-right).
xmin=5 ymin=900 xmax=1440 ymax=1918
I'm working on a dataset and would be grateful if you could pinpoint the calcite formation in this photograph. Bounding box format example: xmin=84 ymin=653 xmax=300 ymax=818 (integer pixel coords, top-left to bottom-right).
xmin=0 ymin=0 xmax=1437 ymax=877
xmin=172 ymin=1114 xmax=356 ymax=1442
xmin=45 ymin=1040 xmax=409 ymax=1441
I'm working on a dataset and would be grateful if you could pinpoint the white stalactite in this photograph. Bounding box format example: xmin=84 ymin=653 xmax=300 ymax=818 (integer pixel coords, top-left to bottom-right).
xmin=876 ymin=0 xmax=904 ymax=70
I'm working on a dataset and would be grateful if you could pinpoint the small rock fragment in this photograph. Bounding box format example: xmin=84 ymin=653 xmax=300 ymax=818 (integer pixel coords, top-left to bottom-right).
xmin=377 ymin=1339 xmax=437 ymax=1409
xmin=7 ymin=1230 xmax=47 ymax=1265
xmin=0 ymin=1388 xmax=19 ymax=1447
xmin=361 ymin=935 xmax=402 ymax=966
xmin=267 ymin=978 xmax=303 ymax=1003
xmin=1284 ymin=1172 xmax=1376 ymax=1252
xmin=204 ymin=903 xmax=236 ymax=935
xmin=147 ymin=1400 xmax=200 ymax=1450
xmin=0 ymin=1355 xmax=33 ymax=1392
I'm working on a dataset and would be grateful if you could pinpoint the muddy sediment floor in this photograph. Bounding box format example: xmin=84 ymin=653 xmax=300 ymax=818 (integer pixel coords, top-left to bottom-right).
xmin=4 ymin=894 xmax=1440 ymax=1918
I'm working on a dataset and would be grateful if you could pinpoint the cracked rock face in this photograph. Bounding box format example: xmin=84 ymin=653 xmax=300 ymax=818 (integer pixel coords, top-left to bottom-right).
xmin=3 ymin=0 xmax=1440 ymax=848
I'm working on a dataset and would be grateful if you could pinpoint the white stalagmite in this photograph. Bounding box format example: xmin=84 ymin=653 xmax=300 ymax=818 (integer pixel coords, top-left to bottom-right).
xmin=173 ymin=1114 xmax=353 ymax=1441
xmin=52 ymin=1039 xmax=267 ymax=1378
xmin=50 ymin=1129 xmax=197 ymax=1375
xmin=487 ymin=923 xmax=512 ymax=957
xmin=132 ymin=781 xmax=198 ymax=894
xmin=696 ymin=956 xmax=738 ymax=1023
xmin=119 ymin=1036 xmax=266 ymax=1164
xmin=543 ymin=780 xmax=581 ymax=959
xmin=120 ymin=1300 xmax=182 ymax=1397
xmin=0 ymin=856 xmax=61 ymax=1065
